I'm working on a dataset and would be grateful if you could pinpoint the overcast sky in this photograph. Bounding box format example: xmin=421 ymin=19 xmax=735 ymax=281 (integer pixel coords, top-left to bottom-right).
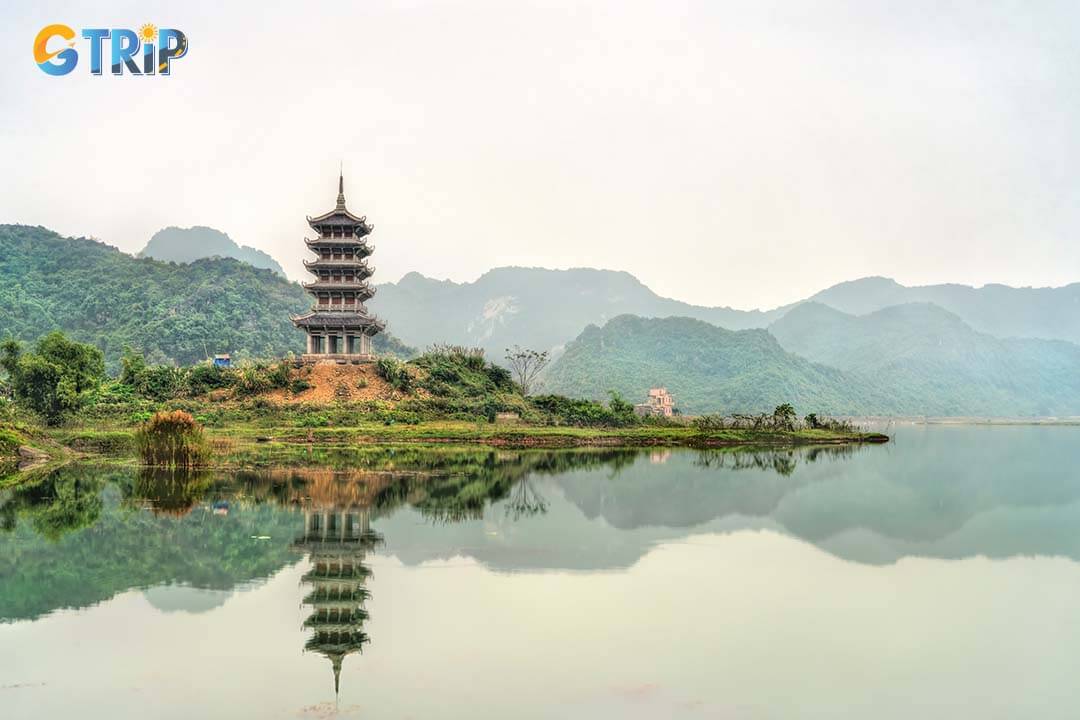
xmin=3 ymin=1 xmax=1079 ymax=309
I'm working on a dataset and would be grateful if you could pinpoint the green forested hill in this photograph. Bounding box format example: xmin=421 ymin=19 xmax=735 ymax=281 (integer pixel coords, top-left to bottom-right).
xmin=543 ymin=307 xmax=1080 ymax=416
xmin=540 ymin=315 xmax=891 ymax=415
xmin=769 ymin=302 xmax=1080 ymax=416
xmin=0 ymin=225 xmax=409 ymax=369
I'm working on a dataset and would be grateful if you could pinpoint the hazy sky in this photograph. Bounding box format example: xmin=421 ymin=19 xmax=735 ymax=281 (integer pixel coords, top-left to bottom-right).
xmin=3 ymin=1 xmax=1079 ymax=309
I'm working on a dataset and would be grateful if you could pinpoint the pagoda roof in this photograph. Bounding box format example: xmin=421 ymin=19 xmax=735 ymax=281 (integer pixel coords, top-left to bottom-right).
xmin=305 ymin=587 xmax=371 ymax=602
xmin=292 ymin=312 xmax=385 ymax=333
xmin=302 ymin=280 xmax=376 ymax=293
xmin=302 ymin=566 xmax=373 ymax=582
xmin=305 ymin=635 xmax=368 ymax=654
xmin=305 ymin=613 xmax=370 ymax=628
xmin=293 ymin=530 xmax=383 ymax=549
xmin=308 ymin=211 xmax=372 ymax=228
xmin=304 ymin=258 xmax=373 ymax=271
xmin=304 ymin=236 xmax=372 ymax=248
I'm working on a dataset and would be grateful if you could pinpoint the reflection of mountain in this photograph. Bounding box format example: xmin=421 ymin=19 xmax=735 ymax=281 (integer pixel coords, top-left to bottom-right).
xmin=375 ymin=428 xmax=1080 ymax=568
xmin=4 ymin=430 xmax=1080 ymax=626
xmin=142 ymin=585 xmax=232 ymax=614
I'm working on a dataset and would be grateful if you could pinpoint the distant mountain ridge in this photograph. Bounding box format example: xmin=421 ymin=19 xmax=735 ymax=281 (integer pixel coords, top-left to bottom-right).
xmin=769 ymin=302 xmax=1080 ymax=416
xmin=139 ymin=226 xmax=286 ymax=276
xmin=375 ymin=267 xmax=780 ymax=358
xmin=375 ymin=269 xmax=1080 ymax=357
xmin=807 ymin=276 xmax=1080 ymax=344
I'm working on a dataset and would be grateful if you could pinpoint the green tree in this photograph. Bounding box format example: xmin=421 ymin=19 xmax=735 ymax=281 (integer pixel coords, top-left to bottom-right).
xmin=772 ymin=403 xmax=797 ymax=430
xmin=0 ymin=331 xmax=105 ymax=423
xmin=607 ymin=391 xmax=637 ymax=426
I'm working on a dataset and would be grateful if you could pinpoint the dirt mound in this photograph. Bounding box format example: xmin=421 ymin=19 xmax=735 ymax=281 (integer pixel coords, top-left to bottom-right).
xmin=263 ymin=362 xmax=404 ymax=405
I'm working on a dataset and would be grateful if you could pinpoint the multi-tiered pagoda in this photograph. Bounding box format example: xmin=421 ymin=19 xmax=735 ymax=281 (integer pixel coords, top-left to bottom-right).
xmin=292 ymin=173 xmax=385 ymax=361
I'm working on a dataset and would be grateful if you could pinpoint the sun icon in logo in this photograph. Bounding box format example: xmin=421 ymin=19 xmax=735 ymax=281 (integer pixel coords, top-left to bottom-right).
xmin=139 ymin=23 xmax=158 ymax=43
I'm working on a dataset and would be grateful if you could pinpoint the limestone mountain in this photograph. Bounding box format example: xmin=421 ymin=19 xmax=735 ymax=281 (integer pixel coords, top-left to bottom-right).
xmin=539 ymin=314 xmax=889 ymax=415
xmin=139 ymin=226 xmax=286 ymax=276
xmin=768 ymin=302 xmax=1080 ymax=416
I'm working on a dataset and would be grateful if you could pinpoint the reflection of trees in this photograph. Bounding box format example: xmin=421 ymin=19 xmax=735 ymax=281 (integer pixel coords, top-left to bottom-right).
xmin=693 ymin=445 xmax=862 ymax=477
xmin=131 ymin=467 xmax=214 ymax=517
xmin=0 ymin=466 xmax=104 ymax=540
xmin=0 ymin=468 xmax=301 ymax=622
xmin=506 ymin=477 xmax=547 ymax=521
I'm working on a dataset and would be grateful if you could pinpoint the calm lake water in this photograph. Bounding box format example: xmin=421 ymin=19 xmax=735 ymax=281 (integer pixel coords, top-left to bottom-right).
xmin=3 ymin=425 xmax=1080 ymax=718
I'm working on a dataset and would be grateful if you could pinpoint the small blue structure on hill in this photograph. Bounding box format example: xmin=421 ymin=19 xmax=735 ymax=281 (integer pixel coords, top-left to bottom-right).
xmin=213 ymin=354 xmax=231 ymax=368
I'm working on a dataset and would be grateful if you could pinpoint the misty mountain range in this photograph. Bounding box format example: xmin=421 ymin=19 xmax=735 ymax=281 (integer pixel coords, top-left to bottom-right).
xmin=3 ymin=223 xmax=1080 ymax=416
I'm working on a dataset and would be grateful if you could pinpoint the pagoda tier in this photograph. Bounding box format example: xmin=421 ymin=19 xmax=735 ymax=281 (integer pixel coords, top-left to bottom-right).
xmin=292 ymin=172 xmax=385 ymax=361
xmin=307 ymin=211 xmax=373 ymax=234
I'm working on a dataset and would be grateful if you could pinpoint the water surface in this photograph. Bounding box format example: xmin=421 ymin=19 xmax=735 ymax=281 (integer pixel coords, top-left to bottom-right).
xmin=2 ymin=426 xmax=1080 ymax=718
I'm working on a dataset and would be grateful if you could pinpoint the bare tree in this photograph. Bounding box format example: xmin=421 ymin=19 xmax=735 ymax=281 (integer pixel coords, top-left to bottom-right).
xmin=504 ymin=346 xmax=550 ymax=396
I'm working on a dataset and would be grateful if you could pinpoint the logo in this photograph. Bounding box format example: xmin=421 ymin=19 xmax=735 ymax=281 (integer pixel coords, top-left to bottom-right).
xmin=34 ymin=24 xmax=188 ymax=76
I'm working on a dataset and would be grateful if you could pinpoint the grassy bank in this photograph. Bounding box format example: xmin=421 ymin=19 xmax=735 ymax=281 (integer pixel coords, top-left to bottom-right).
xmin=44 ymin=417 xmax=886 ymax=469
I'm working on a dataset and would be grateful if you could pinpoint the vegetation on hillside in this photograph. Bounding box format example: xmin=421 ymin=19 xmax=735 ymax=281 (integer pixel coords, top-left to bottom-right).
xmin=542 ymin=315 xmax=892 ymax=415
xmin=0 ymin=224 xmax=412 ymax=371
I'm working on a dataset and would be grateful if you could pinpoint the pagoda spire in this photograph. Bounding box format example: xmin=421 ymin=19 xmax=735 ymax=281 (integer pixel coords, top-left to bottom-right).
xmin=332 ymin=654 xmax=342 ymax=695
xmin=336 ymin=165 xmax=346 ymax=210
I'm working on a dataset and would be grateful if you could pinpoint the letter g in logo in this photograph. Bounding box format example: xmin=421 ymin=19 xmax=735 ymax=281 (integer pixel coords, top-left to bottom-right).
xmin=34 ymin=24 xmax=78 ymax=76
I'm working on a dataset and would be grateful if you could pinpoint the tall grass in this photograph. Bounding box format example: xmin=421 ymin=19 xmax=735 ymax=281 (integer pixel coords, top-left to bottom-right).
xmin=135 ymin=410 xmax=208 ymax=466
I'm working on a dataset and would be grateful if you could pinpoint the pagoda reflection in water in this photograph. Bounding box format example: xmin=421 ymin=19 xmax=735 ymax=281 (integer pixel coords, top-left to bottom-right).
xmin=291 ymin=505 xmax=382 ymax=694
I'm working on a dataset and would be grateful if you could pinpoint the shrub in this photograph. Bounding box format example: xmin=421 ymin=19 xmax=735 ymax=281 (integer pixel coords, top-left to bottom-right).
xmin=187 ymin=363 xmax=233 ymax=395
xmin=297 ymin=413 xmax=330 ymax=428
xmin=376 ymin=357 xmax=413 ymax=392
xmin=134 ymin=410 xmax=207 ymax=467
xmin=235 ymin=364 xmax=272 ymax=396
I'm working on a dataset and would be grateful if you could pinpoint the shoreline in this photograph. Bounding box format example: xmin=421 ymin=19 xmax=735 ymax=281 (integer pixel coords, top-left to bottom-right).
xmin=0 ymin=421 xmax=889 ymax=481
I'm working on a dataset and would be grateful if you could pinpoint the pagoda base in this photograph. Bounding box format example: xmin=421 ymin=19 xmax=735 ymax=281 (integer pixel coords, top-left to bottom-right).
xmin=300 ymin=353 xmax=377 ymax=364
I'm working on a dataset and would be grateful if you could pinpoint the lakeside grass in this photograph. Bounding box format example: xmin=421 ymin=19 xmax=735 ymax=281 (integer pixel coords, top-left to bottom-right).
xmin=45 ymin=418 xmax=887 ymax=468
